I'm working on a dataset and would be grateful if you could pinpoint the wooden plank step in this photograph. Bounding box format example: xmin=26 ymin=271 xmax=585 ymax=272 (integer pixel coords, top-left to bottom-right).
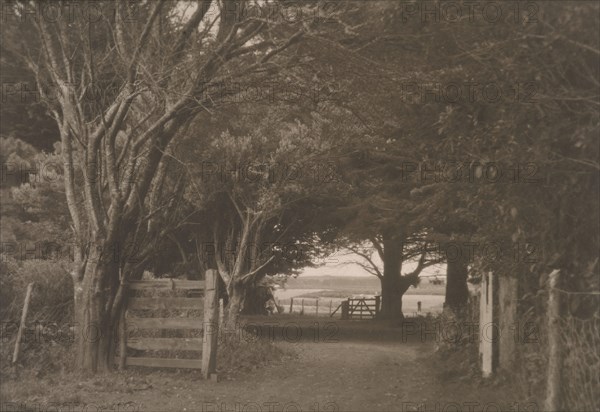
xmin=127 ymin=337 xmax=202 ymax=351
xmin=126 ymin=317 xmax=203 ymax=330
xmin=128 ymin=297 xmax=203 ymax=310
xmin=114 ymin=357 xmax=202 ymax=369
xmin=129 ymin=279 xmax=205 ymax=290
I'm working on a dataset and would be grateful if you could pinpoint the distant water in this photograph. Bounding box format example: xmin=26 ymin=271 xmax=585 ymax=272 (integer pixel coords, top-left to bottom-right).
xmin=274 ymin=288 xmax=327 ymax=299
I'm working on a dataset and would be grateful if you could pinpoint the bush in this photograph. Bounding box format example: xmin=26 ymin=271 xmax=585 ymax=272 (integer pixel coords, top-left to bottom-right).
xmin=431 ymin=310 xmax=480 ymax=382
xmin=0 ymin=256 xmax=73 ymax=324
xmin=0 ymin=256 xmax=74 ymax=374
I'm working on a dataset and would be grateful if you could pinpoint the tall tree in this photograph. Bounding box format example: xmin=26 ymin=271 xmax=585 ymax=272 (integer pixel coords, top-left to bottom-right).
xmin=177 ymin=106 xmax=345 ymax=327
xmin=2 ymin=0 xmax=325 ymax=372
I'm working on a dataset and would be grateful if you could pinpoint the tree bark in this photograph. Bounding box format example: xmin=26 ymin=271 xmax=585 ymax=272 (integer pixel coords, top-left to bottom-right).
xmin=240 ymin=284 xmax=270 ymax=316
xmin=224 ymin=280 xmax=244 ymax=331
xmin=380 ymin=232 xmax=404 ymax=320
xmin=72 ymin=245 xmax=123 ymax=373
xmin=445 ymin=248 xmax=469 ymax=313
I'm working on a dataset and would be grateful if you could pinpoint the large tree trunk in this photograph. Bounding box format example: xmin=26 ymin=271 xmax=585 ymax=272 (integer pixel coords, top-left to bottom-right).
xmin=240 ymin=284 xmax=270 ymax=316
xmin=445 ymin=250 xmax=469 ymax=313
xmin=73 ymin=273 xmax=111 ymax=372
xmin=72 ymin=245 xmax=124 ymax=373
xmin=224 ymin=280 xmax=244 ymax=331
xmin=380 ymin=232 xmax=404 ymax=320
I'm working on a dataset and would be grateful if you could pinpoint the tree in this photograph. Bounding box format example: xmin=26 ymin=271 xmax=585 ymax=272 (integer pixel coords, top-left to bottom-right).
xmin=177 ymin=105 xmax=345 ymax=327
xmin=341 ymin=235 xmax=442 ymax=319
xmin=329 ymin=131 xmax=445 ymax=320
xmin=398 ymin=1 xmax=600 ymax=301
xmin=321 ymin=1 xmax=599 ymax=318
xmin=2 ymin=0 xmax=326 ymax=372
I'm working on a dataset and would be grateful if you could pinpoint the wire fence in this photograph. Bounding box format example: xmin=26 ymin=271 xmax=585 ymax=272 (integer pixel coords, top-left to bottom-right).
xmin=0 ymin=257 xmax=74 ymax=373
xmin=458 ymin=277 xmax=600 ymax=411
xmin=557 ymin=298 xmax=600 ymax=411
xmin=276 ymin=298 xmax=340 ymax=317
xmin=511 ymin=286 xmax=599 ymax=410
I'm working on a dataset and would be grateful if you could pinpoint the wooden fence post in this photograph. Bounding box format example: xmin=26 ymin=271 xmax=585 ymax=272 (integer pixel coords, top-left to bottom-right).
xmin=301 ymin=299 xmax=304 ymax=315
xmin=219 ymin=298 xmax=224 ymax=330
xmin=316 ymin=299 xmax=319 ymax=316
xmin=545 ymin=269 xmax=562 ymax=412
xmin=479 ymin=272 xmax=495 ymax=377
xmin=329 ymin=300 xmax=333 ymax=316
xmin=341 ymin=300 xmax=349 ymax=320
xmin=289 ymin=298 xmax=294 ymax=314
xmin=118 ymin=308 xmax=127 ymax=370
xmin=499 ymin=276 xmax=518 ymax=371
xmin=375 ymin=296 xmax=381 ymax=318
xmin=202 ymin=269 xmax=219 ymax=380
xmin=12 ymin=283 xmax=34 ymax=365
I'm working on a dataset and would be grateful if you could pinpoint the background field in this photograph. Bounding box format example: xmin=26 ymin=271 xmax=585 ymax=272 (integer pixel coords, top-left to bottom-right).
xmin=274 ymin=276 xmax=447 ymax=316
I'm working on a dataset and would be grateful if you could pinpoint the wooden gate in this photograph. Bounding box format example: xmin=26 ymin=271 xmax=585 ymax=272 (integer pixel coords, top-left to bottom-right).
xmin=115 ymin=269 xmax=219 ymax=379
xmin=333 ymin=297 xmax=380 ymax=320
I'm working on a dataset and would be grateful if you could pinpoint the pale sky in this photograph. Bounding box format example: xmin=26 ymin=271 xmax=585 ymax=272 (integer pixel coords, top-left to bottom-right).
xmin=300 ymin=250 xmax=446 ymax=278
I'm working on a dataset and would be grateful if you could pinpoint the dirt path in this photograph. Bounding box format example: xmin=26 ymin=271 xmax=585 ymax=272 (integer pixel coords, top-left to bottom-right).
xmin=46 ymin=339 xmax=530 ymax=412
xmin=3 ymin=318 xmax=533 ymax=412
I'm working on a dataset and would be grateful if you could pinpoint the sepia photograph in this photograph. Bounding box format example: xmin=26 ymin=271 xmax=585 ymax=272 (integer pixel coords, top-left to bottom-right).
xmin=0 ymin=1 xmax=598 ymax=411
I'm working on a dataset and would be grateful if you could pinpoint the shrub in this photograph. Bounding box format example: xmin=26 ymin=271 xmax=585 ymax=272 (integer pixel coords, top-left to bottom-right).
xmin=0 ymin=256 xmax=73 ymax=325
xmin=0 ymin=256 xmax=75 ymax=375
